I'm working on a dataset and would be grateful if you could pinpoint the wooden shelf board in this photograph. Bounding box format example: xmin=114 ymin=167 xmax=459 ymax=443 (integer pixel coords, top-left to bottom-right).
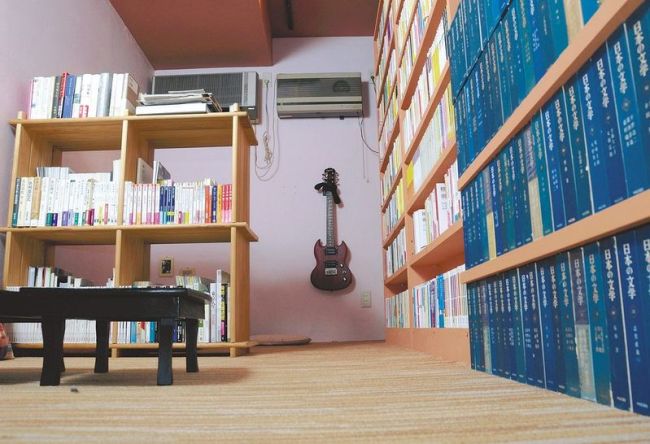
xmin=399 ymin=0 xmax=446 ymax=110
xmin=458 ymin=0 xmax=645 ymax=190
xmin=120 ymin=222 xmax=258 ymax=244
xmin=409 ymin=220 xmax=464 ymax=269
xmin=379 ymin=118 xmax=402 ymax=170
xmin=461 ymin=189 xmax=650 ymax=283
xmin=378 ymin=76 xmax=399 ymax=132
xmin=11 ymin=341 xmax=258 ymax=351
xmin=5 ymin=226 xmax=117 ymax=245
xmin=382 ymin=214 xmax=405 ymax=248
xmin=381 ymin=169 xmax=403 ymax=212
xmin=406 ymin=139 xmax=457 ymax=214
xmin=12 ymin=342 xmax=97 ymax=350
xmin=403 ymin=65 xmax=451 ymax=164
xmin=10 ymin=117 xmax=123 ymax=151
xmin=379 ymin=134 xmax=397 ymax=174
xmin=384 ymin=265 xmax=408 ymax=287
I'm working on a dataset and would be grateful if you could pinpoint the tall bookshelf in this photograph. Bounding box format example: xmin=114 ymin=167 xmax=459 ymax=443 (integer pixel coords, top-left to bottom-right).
xmin=453 ymin=0 xmax=650 ymax=416
xmin=1 ymin=110 xmax=258 ymax=357
xmin=376 ymin=0 xmax=470 ymax=364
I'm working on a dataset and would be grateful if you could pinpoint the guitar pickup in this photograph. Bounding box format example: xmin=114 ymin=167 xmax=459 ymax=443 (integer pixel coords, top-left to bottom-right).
xmin=324 ymin=268 xmax=338 ymax=276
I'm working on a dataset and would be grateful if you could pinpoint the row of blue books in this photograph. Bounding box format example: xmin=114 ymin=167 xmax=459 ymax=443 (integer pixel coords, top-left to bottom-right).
xmin=467 ymin=223 xmax=650 ymax=415
xmin=462 ymin=3 xmax=650 ymax=269
xmin=451 ymin=0 xmax=611 ymax=174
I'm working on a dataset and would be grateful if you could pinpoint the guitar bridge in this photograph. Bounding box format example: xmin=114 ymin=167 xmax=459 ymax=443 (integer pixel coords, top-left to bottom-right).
xmin=324 ymin=260 xmax=339 ymax=276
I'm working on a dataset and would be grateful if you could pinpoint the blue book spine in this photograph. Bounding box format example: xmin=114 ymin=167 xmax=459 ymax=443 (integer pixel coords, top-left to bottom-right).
xmin=487 ymin=277 xmax=500 ymax=375
xmin=501 ymin=276 xmax=516 ymax=379
xmin=507 ymin=269 xmax=527 ymax=383
xmin=556 ymin=252 xmax=581 ymax=397
xmin=542 ymin=96 xmax=566 ymax=230
xmin=523 ymin=125 xmax=543 ymax=240
xmin=516 ymin=134 xmax=533 ymax=244
xmin=569 ymin=247 xmax=597 ymax=402
xmin=626 ymin=4 xmax=650 ymax=182
xmin=475 ymin=65 xmax=486 ymax=161
xmin=521 ymin=264 xmax=545 ymax=387
xmin=488 ymin=35 xmax=504 ymax=133
xmin=564 ymin=77 xmax=594 ymax=220
xmin=467 ymin=181 xmax=475 ymax=268
xmin=578 ymin=59 xmax=610 ymax=212
xmin=496 ymin=22 xmax=513 ymax=121
xmin=480 ymin=281 xmax=493 ymax=374
xmin=548 ymin=253 xmax=567 ymax=392
xmin=599 ymin=236 xmax=631 ymax=410
xmin=528 ymin=0 xmax=553 ymax=82
xmin=489 ymin=161 xmax=502 ymax=257
xmin=531 ymin=113 xmax=554 ymax=235
xmin=506 ymin=144 xmax=521 ymax=249
xmin=508 ymin=3 xmax=525 ymax=108
xmin=516 ymin=0 xmax=537 ymax=95
xmin=476 ymin=282 xmax=486 ymax=372
xmin=61 ymin=75 xmax=76 ymax=118
xmin=483 ymin=169 xmax=496 ymax=260
xmin=547 ymin=0 xmax=568 ymax=58
xmin=468 ymin=283 xmax=478 ymax=370
xmin=438 ymin=275 xmax=445 ymax=328
xmin=462 ymin=190 xmax=471 ymax=266
xmin=555 ymin=88 xmax=579 ymax=225
xmin=495 ymin=157 xmax=508 ymax=255
xmin=501 ymin=150 xmax=515 ymax=253
xmin=593 ymin=47 xmax=628 ymax=205
xmin=503 ymin=9 xmax=521 ymax=113
xmin=608 ymin=26 xmax=650 ymax=196
xmin=581 ymin=0 xmax=601 ymax=24
xmin=478 ymin=174 xmax=490 ymax=264
xmin=492 ymin=277 xmax=504 ymax=377
xmin=465 ymin=83 xmax=476 ymax=165
xmin=537 ymin=258 xmax=559 ymax=391
xmin=636 ymin=224 xmax=650 ymax=403
xmin=583 ymin=241 xmax=612 ymax=406
xmin=616 ymin=230 xmax=650 ymax=415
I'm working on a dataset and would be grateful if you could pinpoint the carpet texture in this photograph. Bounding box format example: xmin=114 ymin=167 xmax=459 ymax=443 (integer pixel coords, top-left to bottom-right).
xmin=1 ymin=342 xmax=649 ymax=442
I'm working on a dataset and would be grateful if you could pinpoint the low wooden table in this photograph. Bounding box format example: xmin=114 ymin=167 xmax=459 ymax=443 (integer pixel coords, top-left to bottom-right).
xmin=0 ymin=287 xmax=209 ymax=386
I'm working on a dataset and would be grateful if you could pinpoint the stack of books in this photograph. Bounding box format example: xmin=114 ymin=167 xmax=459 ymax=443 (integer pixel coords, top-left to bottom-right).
xmin=135 ymin=89 xmax=222 ymax=115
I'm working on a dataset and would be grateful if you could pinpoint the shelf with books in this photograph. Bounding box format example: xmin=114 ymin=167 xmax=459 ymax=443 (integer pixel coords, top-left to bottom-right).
xmin=374 ymin=0 xmax=394 ymax=74
xmin=382 ymin=214 xmax=405 ymax=248
xmin=457 ymin=0 xmax=645 ymax=190
xmin=395 ymin=0 xmax=419 ymax=71
xmin=381 ymin=169 xmax=403 ymax=212
xmin=409 ymin=219 xmax=464 ymax=272
xmin=461 ymin=189 xmax=650 ymax=284
xmin=3 ymin=109 xmax=258 ymax=358
xmin=384 ymin=265 xmax=408 ymax=288
xmin=407 ymin=139 xmax=456 ymax=213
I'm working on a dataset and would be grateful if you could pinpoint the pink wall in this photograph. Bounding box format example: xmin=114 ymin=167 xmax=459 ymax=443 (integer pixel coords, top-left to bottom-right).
xmin=0 ymin=0 xmax=153 ymax=282
xmin=155 ymin=37 xmax=385 ymax=341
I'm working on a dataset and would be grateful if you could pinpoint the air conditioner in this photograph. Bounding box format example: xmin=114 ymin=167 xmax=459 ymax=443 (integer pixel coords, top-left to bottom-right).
xmin=276 ymin=73 xmax=363 ymax=118
xmin=152 ymin=72 xmax=259 ymax=122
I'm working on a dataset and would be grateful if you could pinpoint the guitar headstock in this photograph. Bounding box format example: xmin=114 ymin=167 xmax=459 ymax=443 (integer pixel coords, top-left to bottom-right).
xmin=322 ymin=168 xmax=338 ymax=187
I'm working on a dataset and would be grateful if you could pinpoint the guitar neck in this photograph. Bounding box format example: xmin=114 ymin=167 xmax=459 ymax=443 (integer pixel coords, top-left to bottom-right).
xmin=326 ymin=192 xmax=336 ymax=248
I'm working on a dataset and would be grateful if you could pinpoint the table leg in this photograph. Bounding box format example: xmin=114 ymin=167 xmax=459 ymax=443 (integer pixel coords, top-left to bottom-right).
xmin=185 ymin=319 xmax=199 ymax=373
xmin=157 ymin=318 xmax=174 ymax=385
xmin=94 ymin=320 xmax=110 ymax=373
xmin=41 ymin=317 xmax=65 ymax=386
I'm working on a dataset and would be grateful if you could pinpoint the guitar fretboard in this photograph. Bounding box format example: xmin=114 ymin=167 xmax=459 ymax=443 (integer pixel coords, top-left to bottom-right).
xmin=325 ymin=192 xmax=336 ymax=248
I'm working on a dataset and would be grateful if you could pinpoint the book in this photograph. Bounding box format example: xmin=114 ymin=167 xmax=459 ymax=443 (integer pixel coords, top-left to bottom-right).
xmin=136 ymin=158 xmax=153 ymax=184
xmin=519 ymin=264 xmax=545 ymax=388
xmin=554 ymin=88 xmax=578 ymax=225
xmin=507 ymin=269 xmax=526 ymax=383
xmin=556 ymin=252 xmax=581 ymax=398
xmin=531 ymin=113 xmax=554 ymax=235
xmin=135 ymin=102 xmax=214 ymax=116
xmin=537 ymin=257 xmax=560 ymax=391
xmin=152 ymin=160 xmax=172 ymax=184
xmin=542 ymin=97 xmax=566 ymax=231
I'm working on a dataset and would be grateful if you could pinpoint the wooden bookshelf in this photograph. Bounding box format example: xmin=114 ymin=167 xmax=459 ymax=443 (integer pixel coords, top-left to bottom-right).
xmin=457 ymin=0 xmax=645 ymax=189
xmin=376 ymin=0 xmax=468 ymax=366
xmin=3 ymin=111 xmax=258 ymax=358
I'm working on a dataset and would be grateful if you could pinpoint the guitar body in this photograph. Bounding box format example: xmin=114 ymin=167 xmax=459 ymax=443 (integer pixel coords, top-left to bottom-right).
xmin=310 ymin=239 xmax=352 ymax=291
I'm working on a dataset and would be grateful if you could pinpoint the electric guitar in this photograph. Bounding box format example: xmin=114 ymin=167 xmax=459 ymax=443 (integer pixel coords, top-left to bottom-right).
xmin=311 ymin=168 xmax=352 ymax=291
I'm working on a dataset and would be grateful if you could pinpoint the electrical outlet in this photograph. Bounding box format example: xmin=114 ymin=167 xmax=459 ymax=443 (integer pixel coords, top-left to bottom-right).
xmin=361 ymin=291 xmax=372 ymax=308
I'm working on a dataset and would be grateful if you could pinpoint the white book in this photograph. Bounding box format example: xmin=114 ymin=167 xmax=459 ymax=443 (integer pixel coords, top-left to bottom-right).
xmin=109 ymin=73 xmax=123 ymax=116
xmin=135 ymin=102 xmax=212 ymax=115
xmin=72 ymin=74 xmax=83 ymax=118
xmin=88 ymin=73 xmax=101 ymax=117
xmin=96 ymin=72 xmax=113 ymax=117
xmin=79 ymin=73 xmax=93 ymax=117
xmin=136 ymin=158 xmax=153 ymax=184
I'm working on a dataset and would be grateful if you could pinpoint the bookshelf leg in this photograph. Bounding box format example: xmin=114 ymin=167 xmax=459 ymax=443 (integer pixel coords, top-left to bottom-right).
xmin=94 ymin=320 xmax=110 ymax=373
xmin=157 ymin=318 xmax=174 ymax=385
xmin=185 ymin=319 xmax=199 ymax=373
xmin=40 ymin=317 xmax=65 ymax=386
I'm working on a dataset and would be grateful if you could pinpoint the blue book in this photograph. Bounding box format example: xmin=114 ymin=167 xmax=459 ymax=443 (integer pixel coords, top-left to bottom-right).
xmin=528 ymin=0 xmax=553 ymax=82
xmin=497 ymin=157 xmax=509 ymax=255
xmin=583 ymin=241 xmax=612 ymax=406
xmin=490 ymin=277 xmax=504 ymax=377
xmin=468 ymin=283 xmax=478 ymax=370
xmin=475 ymin=64 xmax=486 ymax=156
xmin=542 ymin=96 xmax=566 ymax=230
xmin=515 ymin=135 xmax=533 ymax=245
xmin=548 ymin=247 xmax=567 ymax=392
xmin=531 ymin=113 xmax=554 ymax=235
xmin=547 ymin=0 xmax=568 ymax=58
xmin=626 ymin=4 xmax=650 ymax=179
xmin=501 ymin=149 xmax=516 ymax=252
xmin=507 ymin=269 xmax=527 ymax=383
xmin=523 ymin=124 xmax=543 ymax=240
xmin=496 ymin=22 xmax=513 ymax=121
xmin=478 ymin=174 xmax=490 ymax=264
xmin=489 ymin=161 xmax=504 ymax=257
xmin=61 ymin=74 xmax=76 ymax=118
xmin=536 ymin=258 xmax=560 ymax=391
xmin=599 ymin=236 xmax=631 ymax=410
xmin=487 ymin=35 xmax=504 ymax=133
xmin=593 ymin=47 xmax=628 ymax=206
xmin=506 ymin=144 xmax=521 ymax=249
xmin=616 ymin=229 xmax=650 ymax=415
xmin=608 ymin=26 xmax=650 ymax=196
xmin=487 ymin=278 xmax=499 ymax=375
xmin=465 ymin=82 xmax=477 ymax=165
xmin=483 ymin=169 xmax=496 ymax=260
xmin=564 ymin=77 xmax=593 ymax=220
xmin=569 ymin=247 xmax=597 ymax=402
xmin=516 ymin=0 xmax=536 ymax=96
xmin=438 ymin=275 xmax=445 ymax=328
xmin=519 ymin=264 xmax=545 ymax=387
xmin=507 ymin=3 xmax=525 ymax=108
xmin=581 ymin=0 xmax=601 ymax=23
xmin=555 ymin=88 xmax=579 ymax=225
xmin=556 ymin=252 xmax=581 ymax=397
xmin=498 ymin=276 xmax=512 ymax=379
xmin=480 ymin=281 xmax=493 ymax=374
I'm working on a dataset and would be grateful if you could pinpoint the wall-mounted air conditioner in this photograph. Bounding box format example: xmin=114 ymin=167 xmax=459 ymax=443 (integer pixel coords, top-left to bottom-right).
xmin=152 ymin=72 xmax=259 ymax=122
xmin=276 ymin=72 xmax=362 ymax=119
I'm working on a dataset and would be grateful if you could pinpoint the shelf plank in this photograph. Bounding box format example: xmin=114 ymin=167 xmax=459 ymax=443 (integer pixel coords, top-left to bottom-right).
xmin=461 ymin=189 xmax=650 ymax=283
xmin=11 ymin=341 xmax=258 ymax=351
xmin=399 ymin=0 xmax=447 ymax=110
xmin=4 ymin=226 xmax=117 ymax=244
xmin=381 ymin=168 xmax=403 ymax=212
xmin=379 ymin=128 xmax=399 ymax=174
xmin=457 ymin=0 xmax=645 ymax=190
xmin=406 ymin=139 xmax=457 ymax=214
xmin=409 ymin=220 xmax=464 ymax=270
xmin=385 ymin=265 xmax=408 ymax=287
xmin=9 ymin=117 xmax=123 ymax=151
xmin=382 ymin=214 xmax=405 ymax=249
xmin=403 ymin=65 xmax=450 ymax=164
xmin=378 ymin=76 xmax=399 ymax=132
